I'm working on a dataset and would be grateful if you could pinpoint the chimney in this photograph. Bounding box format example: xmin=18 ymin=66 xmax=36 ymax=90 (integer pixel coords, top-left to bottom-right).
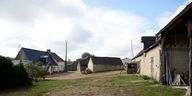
xmin=141 ymin=36 xmax=156 ymax=50
xmin=47 ymin=49 xmax=51 ymax=53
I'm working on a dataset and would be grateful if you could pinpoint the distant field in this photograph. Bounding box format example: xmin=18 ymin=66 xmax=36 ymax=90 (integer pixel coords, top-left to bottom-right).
xmin=0 ymin=71 xmax=186 ymax=96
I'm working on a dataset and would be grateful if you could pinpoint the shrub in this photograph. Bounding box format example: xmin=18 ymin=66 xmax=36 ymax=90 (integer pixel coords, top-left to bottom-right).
xmin=14 ymin=64 xmax=32 ymax=86
xmin=141 ymin=75 xmax=151 ymax=80
xmin=84 ymin=68 xmax=92 ymax=74
xmin=81 ymin=68 xmax=92 ymax=74
xmin=0 ymin=55 xmax=31 ymax=89
xmin=25 ymin=62 xmax=47 ymax=81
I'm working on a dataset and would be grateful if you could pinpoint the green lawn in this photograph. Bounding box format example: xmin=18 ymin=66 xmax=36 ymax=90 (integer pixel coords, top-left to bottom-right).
xmin=0 ymin=74 xmax=186 ymax=96
xmin=110 ymin=75 xmax=186 ymax=96
xmin=0 ymin=80 xmax=72 ymax=96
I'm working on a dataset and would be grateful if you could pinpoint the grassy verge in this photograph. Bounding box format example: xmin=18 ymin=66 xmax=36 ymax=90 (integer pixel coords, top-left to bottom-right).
xmin=0 ymin=80 xmax=72 ymax=96
xmin=110 ymin=75 xmax=186 ymax=96
xmin=0 ymin=74 xmax=187 ymax=96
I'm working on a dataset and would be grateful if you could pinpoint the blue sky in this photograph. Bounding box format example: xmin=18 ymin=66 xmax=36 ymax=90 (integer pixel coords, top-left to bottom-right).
xmin=0 ymin=0 xmax=191 ymax=60
xmin=84 ymin=0 xmax=184 ymax=19
xmin=84 ymin=0 xmax=187 ymax=32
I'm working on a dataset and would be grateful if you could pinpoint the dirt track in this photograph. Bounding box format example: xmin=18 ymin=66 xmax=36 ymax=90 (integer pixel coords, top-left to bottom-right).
xmin=46 ymin=71 xmax=124 ymax=80
xmin=44 ymin=71 xmax=131 ymax=96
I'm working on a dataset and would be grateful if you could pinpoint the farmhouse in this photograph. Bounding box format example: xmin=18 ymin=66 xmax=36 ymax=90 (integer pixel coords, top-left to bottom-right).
xmin=133 ymin=37 xmax=161 ymax=81
xmin=133 ymin=2 xmax=192 ymax=87
xmin=77 ymin=58 xmax=89 ymax=72
xmin=88 ymin=56 xmax=123 ymax=72
xmin=13 ymin=47 xmax=65 ymax=74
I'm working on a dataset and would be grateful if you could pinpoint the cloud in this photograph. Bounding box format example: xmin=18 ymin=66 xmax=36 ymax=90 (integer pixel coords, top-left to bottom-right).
xmin=0 ymin=0 xmax=86 ymax=25
xmin=80 ymin=8 xmax=155 ymax=58
xmin=157 ymin=0 xmax=191 ymax=28
xmin=0 ymin=0 xmax=157 ymax=60
xmin=0 ymin=0 xmax=91 ymax=59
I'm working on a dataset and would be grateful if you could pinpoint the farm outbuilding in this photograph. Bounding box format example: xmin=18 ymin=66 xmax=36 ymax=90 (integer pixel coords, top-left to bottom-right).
xmin=77 ymin=58 xmax=89 ymax=72
xmin=88 ymin=56 xmax=123 ymax=72
xmin=156 ymin=3 xmax=192 ymax=85
xmin=133 ymin=2 xmax=192 ymax=88
xmin=121 ymin=58 xmax=131 ymax=70
xmin=133 ymin=37 xmax=161 ymax=81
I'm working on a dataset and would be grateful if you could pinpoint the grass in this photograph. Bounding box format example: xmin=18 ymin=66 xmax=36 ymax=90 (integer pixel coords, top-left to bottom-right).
xmin=0 ymin=80 xmax=72 ymax=96
xmin=110 ymin=75 xmax=186 ymax=96
xmin=0 ymin=74 xmax=187 ymax=96
xmin=30 ymin=80 xmax=72 ymax=96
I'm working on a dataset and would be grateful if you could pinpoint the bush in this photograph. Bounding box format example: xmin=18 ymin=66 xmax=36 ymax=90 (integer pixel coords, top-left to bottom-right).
xmin=84 ymin=68 xmax=92 ymax=74
xmin=14 ymin=64 xmax=32 ymax=86
xmin=0 ymin=55 xmax=31 ymax=89
xmin=25 ymin=62 xmax=47 ymax=82
xmin=141 ymin=75 xmax=151 ymax=80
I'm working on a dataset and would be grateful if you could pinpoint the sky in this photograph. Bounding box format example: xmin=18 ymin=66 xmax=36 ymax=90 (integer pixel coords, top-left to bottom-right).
xmin=0 ymin=0 xmax=191 ymax=60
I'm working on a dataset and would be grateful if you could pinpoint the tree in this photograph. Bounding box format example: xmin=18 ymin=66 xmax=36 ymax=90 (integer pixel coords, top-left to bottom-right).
xmin=0 ymin=55 xmax=31 ymax=89
xmin=14 ymin=64 xmax=32 ymax=86
xmin=81 ymin=52 xmax=94 ymax=59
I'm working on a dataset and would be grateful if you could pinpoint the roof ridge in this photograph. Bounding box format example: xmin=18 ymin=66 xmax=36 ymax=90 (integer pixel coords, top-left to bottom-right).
xmin=21 ymin=47 xmax=55 ymax=54
xmin=91 ymin=56 xmax=121 ymax=59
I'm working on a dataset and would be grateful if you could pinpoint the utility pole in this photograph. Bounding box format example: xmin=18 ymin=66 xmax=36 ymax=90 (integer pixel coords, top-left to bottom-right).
xmin=18 ymin=44 xmax=21 ymax=52
xmin=64 ymin=41 xmax=68 ymax=72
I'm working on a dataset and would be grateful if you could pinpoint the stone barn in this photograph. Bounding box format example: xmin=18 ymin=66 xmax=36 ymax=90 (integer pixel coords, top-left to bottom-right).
xmin=133 ymin=2 xmax=192 ymax=90
xmin=156 ymin=2 xmax=192 ymax=86
xmin=133 ymin=36 xmax=161 ymax=81
xmin=88 ymin=56 xmax=123 ymax=72
xmin=77 ymin=58 xmax=89 ymax=72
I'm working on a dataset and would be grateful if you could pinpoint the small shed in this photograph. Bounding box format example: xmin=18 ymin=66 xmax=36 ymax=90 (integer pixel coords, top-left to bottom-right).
xmin=77 ymin=58 xmax=89 ymax=72
xmin=126 ymin=62 xmax=138 ymax=74
xmin=121 ymin=58 xmax=131 ymax=71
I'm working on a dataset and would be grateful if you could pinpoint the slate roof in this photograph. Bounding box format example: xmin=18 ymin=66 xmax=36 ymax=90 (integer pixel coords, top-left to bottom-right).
xmin=15 ymin=47 xmax=64 ymax=65
xmin=91 ymin=56 xmax=123 ymax=65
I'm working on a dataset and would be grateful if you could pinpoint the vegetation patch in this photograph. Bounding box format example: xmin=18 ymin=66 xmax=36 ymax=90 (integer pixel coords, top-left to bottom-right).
xmin=141 ymin=75 xmax=151 ymax=80
xmin=0 ymin=73 xmax=187 ymax=96
xmin=110 ymin=75 xmax=186 ymax=96
xmin=0 ymin=80 xmax=72 ymax=96
xmin=110 ymin=75 xmax=143 ymax=86
xmin=0 ymin=55 xmax=32 ymax=90
xmin=25 ymin=62 xmax=47 ymax=82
